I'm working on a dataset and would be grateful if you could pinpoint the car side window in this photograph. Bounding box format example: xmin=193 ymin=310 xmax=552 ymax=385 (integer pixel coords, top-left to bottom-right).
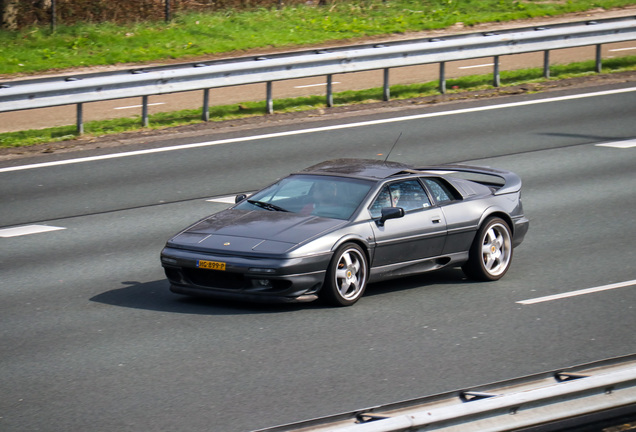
xmin=369 ymin=187 xmax=391 ymax=218
xmin=422 ymin=178 xmax=454 ymax=204
xmin=369 ymin=180 xmax=431 ymax=218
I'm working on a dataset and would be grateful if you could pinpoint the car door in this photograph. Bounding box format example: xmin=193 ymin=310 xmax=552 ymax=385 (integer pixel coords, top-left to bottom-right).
xmin=421 ymin=177 xmax=479 ymax=255
xmin=368 ymin=179 xmax=447 ymax=268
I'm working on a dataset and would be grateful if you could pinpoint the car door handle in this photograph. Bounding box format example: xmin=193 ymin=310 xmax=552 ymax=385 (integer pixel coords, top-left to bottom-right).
xmin=431 ymin=216 xmax=442 ymax=224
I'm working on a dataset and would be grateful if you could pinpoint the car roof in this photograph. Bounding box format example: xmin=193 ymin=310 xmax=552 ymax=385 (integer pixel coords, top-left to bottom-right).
xmin=299 ymin=158 xmax=412 ymax=180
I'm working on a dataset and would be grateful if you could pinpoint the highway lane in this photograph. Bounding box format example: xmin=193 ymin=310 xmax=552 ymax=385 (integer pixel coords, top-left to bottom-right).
xmin=1 ymin=86 xmax=635 ymax=431
xmin=1 ymin=40 xmax=636 ymax=133
xmin=2 ymin=83 xmax=636 ymax=227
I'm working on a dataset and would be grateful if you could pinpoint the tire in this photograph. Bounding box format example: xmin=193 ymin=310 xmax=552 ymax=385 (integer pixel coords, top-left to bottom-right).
xmin=321 ymin=243 xmax=368 ymax=307
xmin=462 ymin=217 xmax=513 ymax=281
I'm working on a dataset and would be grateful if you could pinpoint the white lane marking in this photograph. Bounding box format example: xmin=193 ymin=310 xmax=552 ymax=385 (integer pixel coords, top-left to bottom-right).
xmin=114 ymin=103 xmax=166 ymax=110
xmin=294 ymin=82 xmax=341 ymax=89
xmin=517 ymin=280 xmax=636 ymax=305
xmin=207 ymin=195 xmax=237 ymax=204
xmin=2 ymin=86 xmax=636 ymax=174
xmin=609 ymin=47 xmax=636 ymax=52
xmin=0 ymin=225 xmax=66 ymax=238
xmin=420 ymin=170 xmax=457 ymax=175
xmin=596 ymin=139 xmax=636 ymax=148
xmin=207 ymin=192 xmax=254 ymax=203
xmin=458 ymin=63 xmax=494 ymax=70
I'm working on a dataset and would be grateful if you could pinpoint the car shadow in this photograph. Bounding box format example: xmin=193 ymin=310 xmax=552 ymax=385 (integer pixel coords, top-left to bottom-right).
xmin=90 ymin=268 xmax=473 ymax=315
xmin=90 ymin=279 xmax=318 ymax=315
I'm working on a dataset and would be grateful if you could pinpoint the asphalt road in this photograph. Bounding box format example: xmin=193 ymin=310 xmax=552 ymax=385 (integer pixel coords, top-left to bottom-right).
xmin=1 ymin=83 xmax=635 ymax=431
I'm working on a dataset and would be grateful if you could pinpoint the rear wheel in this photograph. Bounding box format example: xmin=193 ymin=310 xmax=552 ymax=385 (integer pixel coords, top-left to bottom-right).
xmin=462 ymin=217 xmax=513 ymax=281
xmin=321 ymin=243 xmax=368 ymax=307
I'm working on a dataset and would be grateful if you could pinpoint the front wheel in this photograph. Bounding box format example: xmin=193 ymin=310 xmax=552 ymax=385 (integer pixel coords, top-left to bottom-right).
xmin=462 ymin=217 xmax=513 ymax=281
xmin=321 ymin=243 xmax=368 ymax=307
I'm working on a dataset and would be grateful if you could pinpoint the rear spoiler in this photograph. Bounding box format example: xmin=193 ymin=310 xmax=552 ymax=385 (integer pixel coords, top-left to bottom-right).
xmin=408 ymin=164 xmax=522 ymax=196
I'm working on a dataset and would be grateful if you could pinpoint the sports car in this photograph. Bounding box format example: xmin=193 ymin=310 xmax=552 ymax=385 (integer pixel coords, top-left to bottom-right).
xmin=160 ymin=158 xmax=529 ymax=306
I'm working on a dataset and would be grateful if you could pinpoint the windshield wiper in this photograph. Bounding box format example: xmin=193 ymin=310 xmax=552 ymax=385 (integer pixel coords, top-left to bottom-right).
xmin=248 ymin=199 xmax=289 ymax=212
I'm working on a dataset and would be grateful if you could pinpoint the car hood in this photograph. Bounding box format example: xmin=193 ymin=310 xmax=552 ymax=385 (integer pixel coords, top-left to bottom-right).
xmin=167 ymin=209 xmax=347 ymax=254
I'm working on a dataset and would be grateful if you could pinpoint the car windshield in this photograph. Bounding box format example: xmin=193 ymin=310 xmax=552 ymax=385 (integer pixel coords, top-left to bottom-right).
xmin=234 ymin=174 xmax=374 ymax=220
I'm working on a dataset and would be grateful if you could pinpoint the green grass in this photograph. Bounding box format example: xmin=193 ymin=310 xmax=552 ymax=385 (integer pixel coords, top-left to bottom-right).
xmin=2 ymin=55 xmax=635 ymax=148
xmin=1 ymin=0 xmax=636 ymax=75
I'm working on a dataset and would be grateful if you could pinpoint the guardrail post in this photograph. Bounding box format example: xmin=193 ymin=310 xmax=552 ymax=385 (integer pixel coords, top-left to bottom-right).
xmin=544 ymin=50 xmax=551 ymax=78
xmin=439 ymin=62 xmax=446 ymax=94
xmin=383 ymin=68 xmax=390 ymax=101
xmin=76 ymin=103 xmax=83 ymax=135
xmin=202 ymin=89 xmax=210 ymax=121
xmin=326 ymin=75 xmax=333 ymax=107
xmin=142 ymin=96 xmax=149 ymax=127
xmin=493 ymin=56 xmax=500 ymax=87
xmin=266 ymin=82 xmax=273 ymax=114
xmin=596 ymin=44 xmax=602 ymax=72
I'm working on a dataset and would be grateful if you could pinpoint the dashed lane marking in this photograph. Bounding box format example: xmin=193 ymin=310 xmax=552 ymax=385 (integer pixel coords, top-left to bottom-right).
xmin=517 ymin=280 xmax=636 ymax=305
xmin=0 ymin=225 xmax=66 ymax=238
xmin=609 ymin=47 xmax=636 ymax=52
xmin=114 ymin=102 xmax=166 ymax=110
xmin=458 ymin=63 xmax=494 ymax=69
xmin=294 ymin=82 xmax=341 ymax=89
xmin=206 ymin=196 xmax=237 ymax=204
xmin=596 ymin=139 xmax=636 ymax=148
xmin=207 ymin=192 xmax=254 ymax=204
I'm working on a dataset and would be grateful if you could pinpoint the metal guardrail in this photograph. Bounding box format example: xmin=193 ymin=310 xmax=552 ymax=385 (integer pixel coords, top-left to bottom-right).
xmin=254 ymin=354 xmax=636 ymax=432
xmin=1 ymin=16 xmax=636 ymax=132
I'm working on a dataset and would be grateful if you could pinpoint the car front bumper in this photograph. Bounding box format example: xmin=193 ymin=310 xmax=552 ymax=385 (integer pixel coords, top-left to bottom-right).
xmin=160 ymin=246 xmax=331 ymax=303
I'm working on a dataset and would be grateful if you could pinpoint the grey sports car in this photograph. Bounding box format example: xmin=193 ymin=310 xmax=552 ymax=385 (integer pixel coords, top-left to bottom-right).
xmin=160 ymin=159 xmax=529 ymax=306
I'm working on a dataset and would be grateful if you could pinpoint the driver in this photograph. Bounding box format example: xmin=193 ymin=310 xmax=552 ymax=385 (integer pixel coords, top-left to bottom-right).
xmin=390 ymin=188 xmax=400 ymax=207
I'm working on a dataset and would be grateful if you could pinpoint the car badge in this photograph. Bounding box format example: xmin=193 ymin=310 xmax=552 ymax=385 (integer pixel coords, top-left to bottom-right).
xmin=224 ymin=242 xmax=231 ymax=246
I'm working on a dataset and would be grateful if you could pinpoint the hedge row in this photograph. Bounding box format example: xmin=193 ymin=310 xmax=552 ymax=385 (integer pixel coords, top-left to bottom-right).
xmin=2 ymin=0 xmax=319 ymax=30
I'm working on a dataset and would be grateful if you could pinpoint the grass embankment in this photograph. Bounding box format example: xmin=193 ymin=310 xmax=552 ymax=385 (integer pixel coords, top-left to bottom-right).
xmin=1 ymin=0 xmax=636 ymax=148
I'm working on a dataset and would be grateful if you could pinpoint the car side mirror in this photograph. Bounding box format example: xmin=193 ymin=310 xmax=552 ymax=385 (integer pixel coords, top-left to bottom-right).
xmin=376 ymin=207 xmax=405 ymax=226
xmin=235 ymin=193 xmax=248 ymax=203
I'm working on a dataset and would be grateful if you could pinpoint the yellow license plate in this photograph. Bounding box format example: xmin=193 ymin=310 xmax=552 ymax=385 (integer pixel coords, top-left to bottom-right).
xmin=197 ymin=260 xmax=226 ymax=271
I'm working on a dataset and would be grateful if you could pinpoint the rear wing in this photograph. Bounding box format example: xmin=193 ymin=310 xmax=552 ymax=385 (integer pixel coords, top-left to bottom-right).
xmin=410 ymin=164 xmax=523 ymax=196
